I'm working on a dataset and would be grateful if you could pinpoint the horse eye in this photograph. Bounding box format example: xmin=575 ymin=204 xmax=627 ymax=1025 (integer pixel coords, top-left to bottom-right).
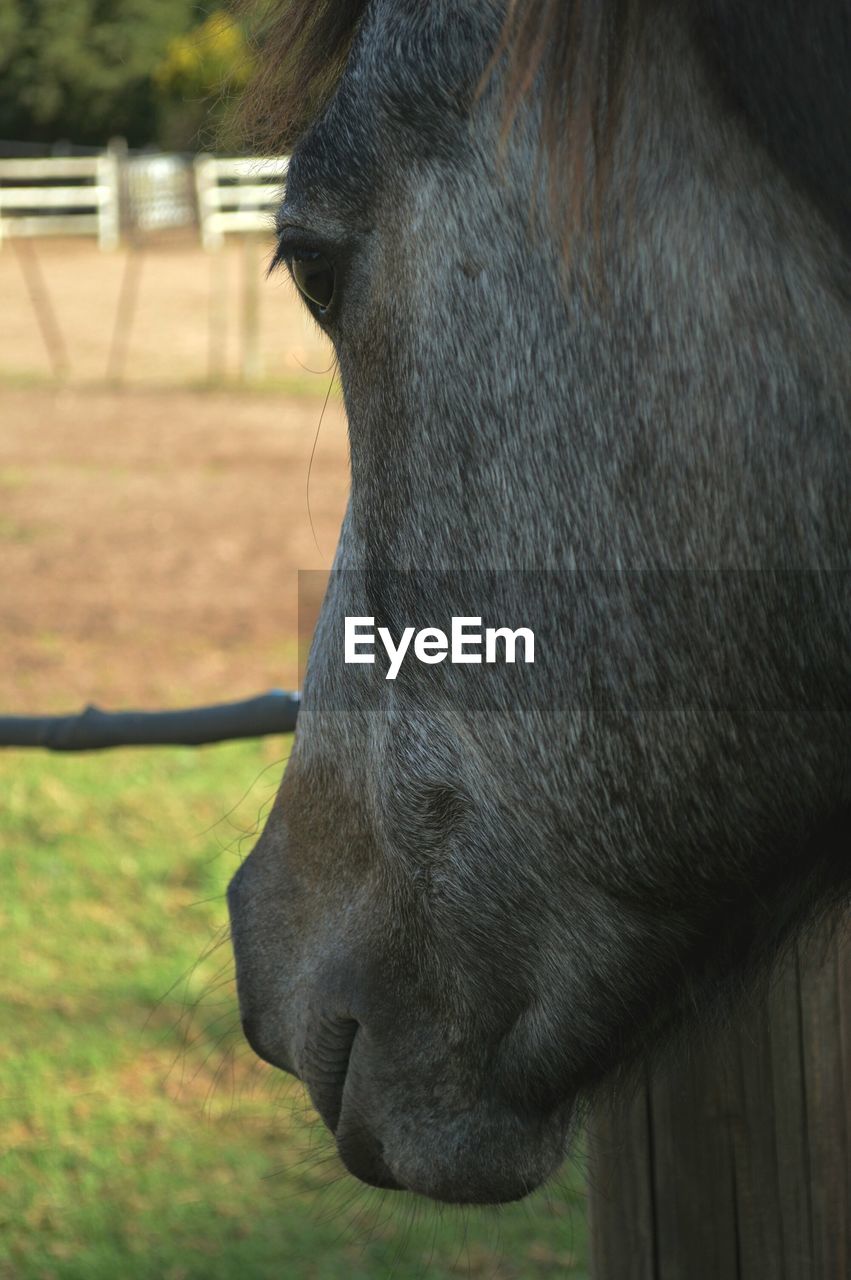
xmin=291 ymin=252 xmax=335 ymax=312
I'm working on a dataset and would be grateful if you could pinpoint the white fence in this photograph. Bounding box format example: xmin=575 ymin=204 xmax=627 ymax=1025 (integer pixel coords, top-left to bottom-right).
xmin=0 ymin=149 xmax=289 ymax=249
xmin=0 ymin=152 xmax=120 ymax=249
xmin=195 ymin=155 xmax=288 ymax=250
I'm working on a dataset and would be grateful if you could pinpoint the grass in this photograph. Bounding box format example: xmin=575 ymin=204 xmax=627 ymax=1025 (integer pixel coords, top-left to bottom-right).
xmin=0 ymin=740 xmax=588 ymax=1280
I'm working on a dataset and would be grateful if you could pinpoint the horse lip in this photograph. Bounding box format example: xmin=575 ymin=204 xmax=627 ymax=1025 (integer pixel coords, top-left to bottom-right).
xmin=305 ymin=1015 xmax=360 ymax=1134
xmin=335 ymin=1109 xmax=405 ymax=1192
xmin=239 ymin=1015 xmax=296 ymax=1076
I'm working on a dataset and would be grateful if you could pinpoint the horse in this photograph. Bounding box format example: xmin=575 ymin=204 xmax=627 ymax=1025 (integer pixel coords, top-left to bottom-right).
xmin=227 ymin=0 xmax=850 ymax=1206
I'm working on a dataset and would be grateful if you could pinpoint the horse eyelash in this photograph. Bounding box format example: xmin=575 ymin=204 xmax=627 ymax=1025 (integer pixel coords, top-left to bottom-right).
xmin=267 ymin=242 xmax=288 ymax=277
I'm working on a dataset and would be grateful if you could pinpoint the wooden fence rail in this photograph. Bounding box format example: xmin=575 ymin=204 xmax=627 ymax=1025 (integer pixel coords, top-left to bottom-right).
xmin=0 ymin=149 xmax=290 ymax=250
xmin=0 ymin=151 xmax=120 ymax=249
xmin=195 ymin=154 xmax=288 ymax=250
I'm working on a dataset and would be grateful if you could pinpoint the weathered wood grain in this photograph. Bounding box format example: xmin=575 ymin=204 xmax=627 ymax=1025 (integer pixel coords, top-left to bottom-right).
xmin=589 ymin=912 xmax=850 ymax=1280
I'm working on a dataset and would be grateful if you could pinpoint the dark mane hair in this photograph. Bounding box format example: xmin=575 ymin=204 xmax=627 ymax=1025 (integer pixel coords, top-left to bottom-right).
xmin=233 ymin=0 xmax=638 ymax=229
xmin=234 ymin=0 xmax=370 ymax=153
xmin=233 ymin=1 xmax=850 ymax=244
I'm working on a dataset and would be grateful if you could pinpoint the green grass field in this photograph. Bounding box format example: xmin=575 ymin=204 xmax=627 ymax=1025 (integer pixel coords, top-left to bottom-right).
xmin=0 ymin=740 xmax=588 ymax=1280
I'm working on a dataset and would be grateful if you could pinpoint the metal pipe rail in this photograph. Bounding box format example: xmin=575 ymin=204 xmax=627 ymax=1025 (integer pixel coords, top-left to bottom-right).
xmin=0 ymin=690 xmax=300 ymax=751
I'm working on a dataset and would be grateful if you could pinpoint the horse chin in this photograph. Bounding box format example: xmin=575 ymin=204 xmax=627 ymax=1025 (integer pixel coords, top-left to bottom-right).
xmin=319 ymin=1025 xmax=572 ymax=1205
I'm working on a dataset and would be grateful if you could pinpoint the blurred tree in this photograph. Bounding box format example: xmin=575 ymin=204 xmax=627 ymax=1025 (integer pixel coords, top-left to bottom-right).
xmin=0 ymin=1 xmax=245 ymax=150
xmin=155 ymin=11 xmax=250 ymax=101
xmin=155 ymin=11 xmax=251 ymax=151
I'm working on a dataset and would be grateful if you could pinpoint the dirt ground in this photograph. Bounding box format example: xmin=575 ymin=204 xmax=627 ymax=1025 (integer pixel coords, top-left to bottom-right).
xmin=0 ymin=236 xmax=352 ymax=714
xmin=0 ymin=233 xmax=331 ymax=388
xmin=0 ymin=382 xmax=349 ymax=713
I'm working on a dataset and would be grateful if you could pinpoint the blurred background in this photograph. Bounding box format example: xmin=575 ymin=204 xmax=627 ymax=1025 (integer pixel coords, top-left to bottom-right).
xmin=0 ymin=4 xmax=587 ymax=1276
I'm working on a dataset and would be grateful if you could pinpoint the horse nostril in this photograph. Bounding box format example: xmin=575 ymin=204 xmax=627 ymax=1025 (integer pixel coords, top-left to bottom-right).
xmin=304 ymin=1015 xmax=360 ymax=1133
xmin=305 ymin=1017 xmax=404 ymax=1191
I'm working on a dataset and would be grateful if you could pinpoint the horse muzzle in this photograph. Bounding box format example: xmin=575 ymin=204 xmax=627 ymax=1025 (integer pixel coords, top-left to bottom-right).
xmin=227 ymin=828 xmax=570 ymax=1204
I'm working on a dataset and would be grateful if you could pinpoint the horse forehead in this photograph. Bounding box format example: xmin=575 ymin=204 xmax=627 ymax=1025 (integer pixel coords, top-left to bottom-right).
xmin=353 ymin=0 xmax=495 ymax=80
xmin=287 ymin=0 xmax=495 ymax=199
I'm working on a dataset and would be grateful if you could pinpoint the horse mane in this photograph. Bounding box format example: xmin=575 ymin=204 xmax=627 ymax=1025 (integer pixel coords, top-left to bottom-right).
xmin=233 ymin=0 xmax=635 ymax=227
xmin=234 ymin=0 xmax=370 ymax=153
xmin=233 ymin=1 xmax=850 ymax=245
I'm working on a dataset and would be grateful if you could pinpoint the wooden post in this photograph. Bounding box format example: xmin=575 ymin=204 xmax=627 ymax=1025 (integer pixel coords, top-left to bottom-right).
xmin=588 ymin=911 xmax=849 ymax=1280
xmin=207 ymin=244 xmax=229 ymax=385
xmin=194 ymin=154 xmax=222 ymax=251
xmin=105 ymin=239 xmax=144 ymax=385
xmin=99 ymin=137 xmax=125 ymax=250
xmin=12 ymin=238 xmax=69 ymax=379
xmin=239 ymin=232 xmax=262 ymax=384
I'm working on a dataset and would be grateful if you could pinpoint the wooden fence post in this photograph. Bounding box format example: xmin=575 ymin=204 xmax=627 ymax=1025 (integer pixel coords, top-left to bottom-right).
xmin=98 ymin=141 xmax=122 ymax=250
xmin=12 ymin=238 xmax=69 ymax=379
xmin=194 ymin=154 xmax=222 ymax=251
xmin=105 ymin=238 xmax=144 ymax=385
xmin=588 ymin=911 xmax=849 ymax=1279
xmin=207 ymin=243 xmax=229 ymax=385
xmin=240 ymin=232 xmax=263 ymax=384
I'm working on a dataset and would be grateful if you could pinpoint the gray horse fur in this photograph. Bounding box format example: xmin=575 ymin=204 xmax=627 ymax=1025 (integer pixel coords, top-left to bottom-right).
xmin=228 ymin=0 xmax=850 ymax=1204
